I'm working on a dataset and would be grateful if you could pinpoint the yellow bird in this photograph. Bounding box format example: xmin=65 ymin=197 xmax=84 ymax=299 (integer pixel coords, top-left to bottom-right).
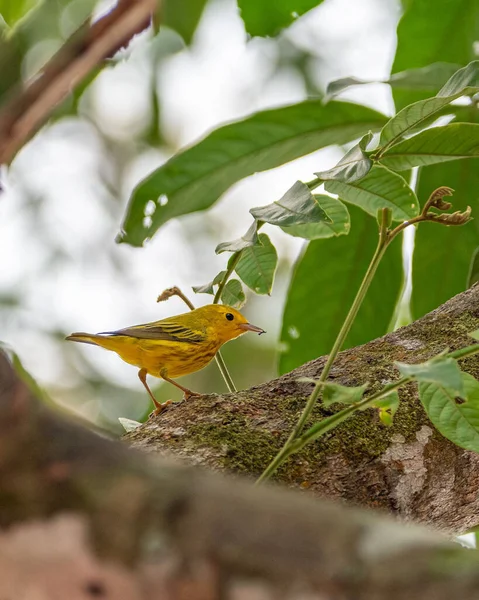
xmin=66 ymin=304 xmax=265 ymax=414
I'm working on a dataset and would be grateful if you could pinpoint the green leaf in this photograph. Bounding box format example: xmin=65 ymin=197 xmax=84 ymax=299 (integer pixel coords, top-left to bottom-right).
xmin=279 ymin=206 xmax=403 ymax=373
xmin=238 ymin=0 xmax=324 ymax=37
xmin=419 ymin=373 xmax=479 ymax=452
xmin=469 ymin=330 xmax=479 ymax=341
xmin=163 ymin=0 xmax=208 ymax=44
xmin=326 ymin=63 xmax=461 ymax=99
xmin=235 ymin=234 xmax=278 ymax=295
xmin=221 ymin=279 xmax=245 ymax=308
xmin=281 ymin=195 xmax=350 ymax=239
xmin=379 ymin=61 xmax=479 ymax=149
xmin=315 ymin=132 xmax=373 ymax=183
xmin=322 ymin=382 xmax=368 ymax=407
xmin=118 ymin=417 xmax=142 ymax=433
xmin=0 ymin=0 xmax=39 ymax=27
xmin=324 ymin=165 xmax=419 ymax=221
xmin=411 ymin=107 xmax=479 ymax=320
xmin=370 ymin=391 xmax=399 ymax=427
xmin=192 ymin=271 xmax=227 ymax=295
xmin=250 ymin=181 xmax=329 ymax=227
xmin=118 ymin=101 xmax=387 ymax=246
xmin=395 ymin=357 xmax=464 ymax=396
xmin=216 ymin=221 xmax=259 ymax=254
xmin=380 ymin=123 xmax=479 ymax=170
xmin=391 ymin=0 xmax=479 ymax=110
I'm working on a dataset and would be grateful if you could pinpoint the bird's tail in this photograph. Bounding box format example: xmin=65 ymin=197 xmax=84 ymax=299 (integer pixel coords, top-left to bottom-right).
xmin=66 ymin=332 xmax=106 ymax=346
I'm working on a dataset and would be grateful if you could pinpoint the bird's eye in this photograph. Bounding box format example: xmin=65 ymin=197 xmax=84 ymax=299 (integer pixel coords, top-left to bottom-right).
xmin=225 ymin=313 xmax=234 ymax=321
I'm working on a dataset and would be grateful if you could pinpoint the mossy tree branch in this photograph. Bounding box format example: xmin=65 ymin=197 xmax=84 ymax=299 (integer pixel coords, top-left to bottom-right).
xmin=127 ymin=284 xmax=479 ymax=533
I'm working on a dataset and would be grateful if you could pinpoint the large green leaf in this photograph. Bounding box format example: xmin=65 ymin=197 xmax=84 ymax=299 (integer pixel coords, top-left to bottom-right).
xmin=379 ymin=61 xmax=479 ymax=149
xmin=411 ymin=106 xmax=479 ymax=319
xmin=281 ymin=195 xmax=350 ymax=240
xmin=419 ymin=373 xmax=479 ymax=452
xmin=391 ymin=0 xmax=479 ymax=110
xmin=118 ymin=101 xmax=387 ymax=247
xmin=163 ymin=0 xmax=208 ymax=44
xmin=279 ymin=206 xmax=403 ymax=373
xmin=250 ymin=181 xmax=329 ymax=227
xmin=393 ymin=0 xmax=479 ymax=72
xmin=238 ymin=0 xmax=324 ymax=37
xmin=324 ymin=165 xmax=418 ymax=221
xmin=380 ymin=123 xmax=479 ymax=170
xmin=235 ymin=234 xmax=278 ymax=295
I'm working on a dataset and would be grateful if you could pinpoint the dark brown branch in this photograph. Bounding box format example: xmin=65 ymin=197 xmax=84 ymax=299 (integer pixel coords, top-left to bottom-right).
xmin=126 ymin=284 xmax=479 ymax=533
xmin=0 ymin=0 xmax=157 ymax=164
xmin=1 ymin=349 xmax=479 ymax=599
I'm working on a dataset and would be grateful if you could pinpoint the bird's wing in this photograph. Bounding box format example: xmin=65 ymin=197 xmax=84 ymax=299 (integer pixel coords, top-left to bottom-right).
xmin=100 ymin=317 xmax=206 ymax=344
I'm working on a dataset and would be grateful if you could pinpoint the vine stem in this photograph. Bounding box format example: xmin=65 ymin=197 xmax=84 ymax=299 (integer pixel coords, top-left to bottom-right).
xmin=213 ymin=252 xmax=242 ymax=305
xmin=210 ymin=250 xmax=244 ymax=393
xmin=257 ymin=209 xmax=392 ymax=483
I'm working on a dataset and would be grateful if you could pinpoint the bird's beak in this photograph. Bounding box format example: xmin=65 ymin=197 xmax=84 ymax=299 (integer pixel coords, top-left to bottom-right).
xmin=239 ymin=322 xmax=266 ymax=335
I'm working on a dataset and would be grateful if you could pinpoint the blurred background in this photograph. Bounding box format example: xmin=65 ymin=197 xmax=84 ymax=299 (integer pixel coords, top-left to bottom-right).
xmin=0 ymin=0 xmax=399 ymax=431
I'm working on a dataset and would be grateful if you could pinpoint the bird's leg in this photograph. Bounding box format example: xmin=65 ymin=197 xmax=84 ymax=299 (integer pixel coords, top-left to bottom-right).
xmin=138 ymin=368 xmax=172 ymax=415
xmin=160 ymin=368 xmax=201 ymax=400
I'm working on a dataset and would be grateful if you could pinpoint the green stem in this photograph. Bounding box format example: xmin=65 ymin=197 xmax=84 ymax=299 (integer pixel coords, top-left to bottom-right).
xmin=214 ymin=352 xmax=236 ymax=393
xmin=211 ymin=251 xmax=244 ymax=393
xmin=306 ymin=176 xmax=323 ymax=191
xmin=257 ymin=209 xmax=392 ymax=483
xmin=213 ymin=252 xmax=242 ymax=305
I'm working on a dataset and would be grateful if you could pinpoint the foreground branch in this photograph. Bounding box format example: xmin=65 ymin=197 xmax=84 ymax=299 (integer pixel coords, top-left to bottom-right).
xmin=1 ymin=351 xmax=479 ymax=599
xmin=0 ymin=0 xmax=157 ymax=164
xmin=126 ymin=284 xmax=479 ymax=533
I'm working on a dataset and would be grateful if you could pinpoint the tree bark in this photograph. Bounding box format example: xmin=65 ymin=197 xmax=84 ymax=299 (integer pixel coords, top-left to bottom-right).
xmin=126 ymin=284 xmax=479 ymax=534
xmin=2 ymin=349 xmax=479 ymax=599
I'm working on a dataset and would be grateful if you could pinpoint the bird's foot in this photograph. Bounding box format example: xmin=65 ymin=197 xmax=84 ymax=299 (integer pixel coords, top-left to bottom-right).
xmin=183 ymin=390 xmax=202 ymax=401
xmin=149 ymin=399 xmax=173 ymax=418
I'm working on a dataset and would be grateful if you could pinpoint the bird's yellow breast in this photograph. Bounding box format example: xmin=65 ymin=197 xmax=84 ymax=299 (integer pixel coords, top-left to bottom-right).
xmin=102 ymin=335 xmax=220 ymax=378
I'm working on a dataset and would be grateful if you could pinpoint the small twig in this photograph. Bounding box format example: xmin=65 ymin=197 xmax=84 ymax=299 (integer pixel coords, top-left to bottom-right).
xmin=157 ymin=286 xmax=195 ymax=310
xmin=157 ymin=286 xmax=236 ymax=393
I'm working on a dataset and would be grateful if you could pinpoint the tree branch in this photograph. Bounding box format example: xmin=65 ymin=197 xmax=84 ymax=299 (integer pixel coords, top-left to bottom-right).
xmin=126 ymin=284 xmax=479 ymax=533
xmin=1 ymin=349 xmax=479 ymax=599
xmin=0 ymin=0 xmax=157 ymax=165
